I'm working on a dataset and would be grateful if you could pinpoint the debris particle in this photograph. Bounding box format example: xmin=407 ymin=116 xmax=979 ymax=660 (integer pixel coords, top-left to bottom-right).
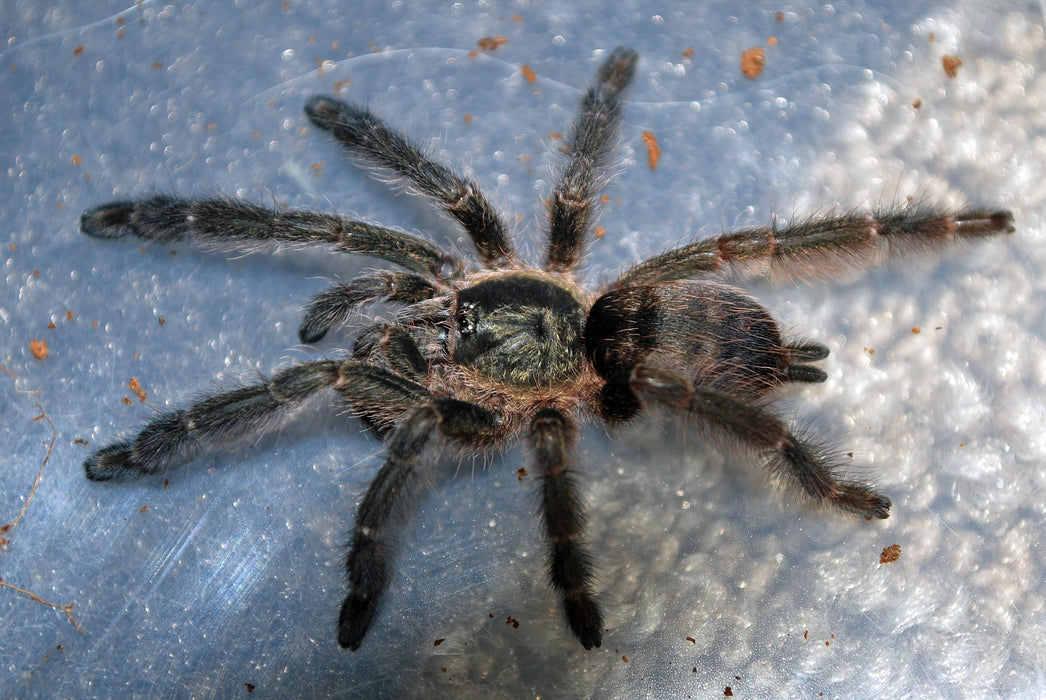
xmin=641 ymin=130 xmax=661 ymax=169
xmin=942 ymin=55 xmax=962 ymax=78
xmin=911 ymin=326 xmax=921 ymax=334
xmin=506 ymin=615 xmax=519 ymax=629
xmin=516 ymin=467 xmax=528 ymax=480
xmin=725 ymin=688 xmax=734 ymax=697
xmin=29 ymin=340 xmax=48 ymax=360
xmin=477 ymin=36 xmax=509 ymax=52
xmin=682 ymin=48 xmax=695 ymax=58
xmin=434 ymin=638 xmax=446 ymax=646
xmin=128 ymin=377 xmax=147 ymax=402
xmin=879 ymin=544 xmax=901 ymax=564
xmin=741 ymin=47 xmax=765 ymax=78
xmin=686 ymin=636 xmax=696 ymax=644
xmin=521 ymin=64 xmax=537 ymax=83
xmin=912 ymin=98 xmax=922 ymax=109
xmin=0 ymin=406 xmax=85 ymax=634
xmin=74 ymin=45 xmax=84 ymax=57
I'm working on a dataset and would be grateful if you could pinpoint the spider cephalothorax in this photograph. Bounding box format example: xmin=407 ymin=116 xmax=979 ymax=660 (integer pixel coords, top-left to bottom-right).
xmin=81 ymin=48 xmax=1013 ymax=651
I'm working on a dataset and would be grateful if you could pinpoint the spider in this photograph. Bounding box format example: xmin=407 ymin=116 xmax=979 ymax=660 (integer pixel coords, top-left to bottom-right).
xmin=80 ymin=47 xmax=1014 ymax=651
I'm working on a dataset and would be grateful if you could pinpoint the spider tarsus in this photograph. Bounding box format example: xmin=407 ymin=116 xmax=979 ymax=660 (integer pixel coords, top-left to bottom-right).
xmin=83 ymin=442 xmax=139 ymax=481
xmin=80 ymin=195 xmax=190 ymax=242
xmin=80 ymin=202 xmax=135 ymax=238
xmin=596 ymin=47 xmax=639 ymax=96
xmin=838 ymin=486 xmax=892 ymax=520
xmin=337 ymin=593 xmax=376 ymax=651
xmin=301 ymin=95 xmax=342 ymax=129
xmin=565 ymin=593 xmax=604 ymax=650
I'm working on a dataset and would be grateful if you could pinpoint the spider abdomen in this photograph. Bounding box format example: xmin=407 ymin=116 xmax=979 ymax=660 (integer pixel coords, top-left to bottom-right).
xmin=585 ymin=281 xmax=806 ymax=414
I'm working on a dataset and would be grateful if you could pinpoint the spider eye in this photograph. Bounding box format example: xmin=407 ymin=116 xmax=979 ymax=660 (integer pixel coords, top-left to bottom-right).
xmin=456 ymin=301 xmax=475 ymax=336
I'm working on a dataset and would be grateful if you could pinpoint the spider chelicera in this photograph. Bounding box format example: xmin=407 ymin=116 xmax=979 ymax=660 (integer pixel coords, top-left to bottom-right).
xmin=81 ymin=47 xmax=1013 ymax=650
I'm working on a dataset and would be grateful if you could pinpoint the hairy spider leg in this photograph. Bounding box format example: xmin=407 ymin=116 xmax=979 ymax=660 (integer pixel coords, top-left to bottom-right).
xmin=614 ymin=208 xmax=1015 ymax=287
xmin=82 ymin=360 xmax=433 ymax=481
xmin=80 ymin=195 xmax=462 ymax=278
xmin=546 ymin=47 xmax=638 ymax=271
xmin=339 ymin=398 xmax=499 ymax=650
xmin=299 ymin=271 xmax=437 ymax=344
xmin=629 ymin=364 xmax=892 ymax=519
xmin=530 ymin=408 xmax=603 ymax=649
xmin=352 ymin=322 xmax=431 ymax=384
xmin=80 ymin=195 xmax=460 ymax=342
xmin=304 ymin=96 xmax=513 ymax=267
xmin=83 ymin=361 xmax=341 ymax=481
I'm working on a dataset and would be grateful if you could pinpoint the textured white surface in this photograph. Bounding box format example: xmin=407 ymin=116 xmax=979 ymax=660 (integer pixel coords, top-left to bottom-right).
xmin=2 ymin=1 xmax=1044 ymax=697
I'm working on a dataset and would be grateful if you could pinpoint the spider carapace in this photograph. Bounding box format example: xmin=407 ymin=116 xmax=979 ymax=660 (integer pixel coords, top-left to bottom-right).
xmin=80 ymin=47 xmax=1013 ymax=650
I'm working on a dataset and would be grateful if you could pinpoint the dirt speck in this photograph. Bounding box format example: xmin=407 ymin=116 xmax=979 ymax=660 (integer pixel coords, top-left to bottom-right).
xmin=29 ymin=340 xmax=48 ymax=360
xmin=879 ymin=543 xmax=901 ymax=564
xmin=641 ymin=130 xmax=661 ymax=169
xmin=741 ymin=47 xmax=765 ymax=78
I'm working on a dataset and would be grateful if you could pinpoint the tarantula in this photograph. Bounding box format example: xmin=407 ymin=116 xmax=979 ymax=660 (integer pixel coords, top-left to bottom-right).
xmin=81 ymin=47 xmax=1013 ymax=651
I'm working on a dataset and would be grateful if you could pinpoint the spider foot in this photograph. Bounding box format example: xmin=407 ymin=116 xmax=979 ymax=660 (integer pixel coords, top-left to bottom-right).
xmin=83 ymin=441 xmax=139 ymax=481
xmin=831 ymin=483 xmax=892 ymax=520
xmin=80 ymin=201 xmax=138 ymax=239
xmin=565 ymin=593 xmax=604 ymax=650
xmin=337 ymin=593 xmax=377 ymax=651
